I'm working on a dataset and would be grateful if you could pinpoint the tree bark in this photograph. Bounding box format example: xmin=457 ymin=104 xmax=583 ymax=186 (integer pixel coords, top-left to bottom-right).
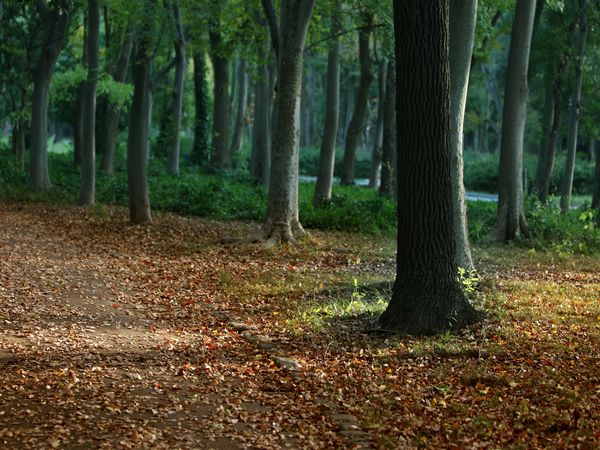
xmin=74 ymin=11 xmax=88 ymax=168
xmin=379 ymin=62 xmax=396 ymax=199
xmin=263 ymin=0 xmax=316 ymax=244
xmin=229 ymin=59 xmax=248 ymax=158
xmin=100 ymin=25 xmax=133 ymax=175
xmin=127 ymin=3 xmax=154 ymax=224
xmin=449 ymin=0 xmax=477 ymax=271
xmin=80 ymin=0 xmax=100 ymax=205
xmin=368 ymin=57 xmax=387 ymax=189
xmin=313 ymin=0 xmax=341 ymax=206
xmin=209 ymin=30 xmax=231 ymax=168
xmin=29 ymin=4 xmax=70 ymax=190
xmin=560 ymin=0 xmax=588 ymax=213
xmin=165 ymin=1 xmax=186 ymax=175
xmin=378 ymin=0 xmax=479 ymax=335
xmin=340 ymin=14 xmax=373 ymax=185
xmin=494 ymin=0 xmax=536 ymax=241
xmin=592 ymin=140 xmax=599 ymax=212
xmin=191 ymin=51 xmax=210 ymax=166
xmin=534 ymin=83 xmax=554 ymax=193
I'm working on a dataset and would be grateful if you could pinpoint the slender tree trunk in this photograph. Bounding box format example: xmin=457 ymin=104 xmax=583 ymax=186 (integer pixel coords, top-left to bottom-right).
xmin=592 ymin=141 xmax=599 ymax=211
xmin=449 ymin=0 xmax=477 ymax=271
xmin=368 ymin=58 xmax=387 ymax=189
xmin=127 ymin=3 xmax=154 ymax=224
xmin=378 ymin=0 xmax=479 ymax=335
xmin=313 ymin=1 xmax=341 ymax=206
xmin=29 ymin=6 xmax=70 ymax=191
xmin=80 ymin=0 xmax=100 ymax=205
xmin=100 ymin=25 xmax=133 ymax=175
xmin=494 ymin=0 xmax=536 ymax=241
xmin=539 ymin=66 xmax=566 ymax=204
xmin=74 ymin=12 xmax=88 ymax=167
xmin=12 ymin=119 xmax=26 ymax=172
xmin=229 ymin=59 xmax=248 ymax=158
xmin=560 ymin=0 xmax=588 ymax=213
xmin=165 ymin=1 xmax=186 ymax=175
xmin=534 ymin=83 xmax=555 ymax=193
xmin=379 ymin=62 xmax=396 ymax=198
xmin=191 ymin=51 xmax=210 ymax=166
xmin=251 ymin=53 xmax=272 ymax=185
xmin=209 ymin=30 xmax=231 ymax=168
xmin=340 ymin=15 xmax=373 ymax=185
xmin=263 ymin=0 xmax=316 ymax=244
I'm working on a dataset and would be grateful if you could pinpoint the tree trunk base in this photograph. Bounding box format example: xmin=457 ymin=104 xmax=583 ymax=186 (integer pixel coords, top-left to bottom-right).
xmin=376 ymin=279 xmax=481 ymax=336
xmin=221 ymin=220 xmax=309 ymax=247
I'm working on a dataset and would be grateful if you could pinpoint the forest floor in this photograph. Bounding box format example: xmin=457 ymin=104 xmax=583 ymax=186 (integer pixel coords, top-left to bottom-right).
xmin=0 ymin=200 xmax=598 ymax=449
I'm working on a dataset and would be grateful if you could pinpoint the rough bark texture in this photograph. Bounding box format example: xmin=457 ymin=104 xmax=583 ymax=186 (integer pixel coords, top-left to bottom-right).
xmin=209 ymin=30 xmax=231 ymax=168
xmin=368 ymin=58 xmax=387 ymax=189
xmin=127 ymin=4 xmax=154 ymax=224
xmin=264 ymin=0 xmax=316 ymax=244
xmin=229 ymin=59 xmax=248 ymax=158
xmin=100 ymin=25 xmax=133 ymax=175
xmin=340 ymin=14 xmax=373 ymax=185
xmin=165 ymin=1 xmax=186 ymax=175
xmin=560 ymin=0 xmax=588 ymax=213
xmin=378 ymin=1 xmax=479 ymax=336
xmin=379 ymin=62 xmax=396 ymax=199
xmin=494 ymin=0 xmax=536 ymax=241
xmin=449 ymin=0 xmax=477 ymax=271
xmin=191 ymin=51 xmax=210 ymax=166
xmin=313 ymin=2 xmax=341 ymax=206
xmin=29 ymin=3 xmax=70 ymax=190
xmin=80 ymin=0 xmax=100 ymax=206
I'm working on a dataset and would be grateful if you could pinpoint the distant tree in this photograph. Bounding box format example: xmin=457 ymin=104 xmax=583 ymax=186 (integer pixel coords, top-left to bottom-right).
xmin=340 ymin=12 xmax=373 ymax=186
xmin=127 ymin=0 xmax=155 ymax=224
xmin=494 ymin=0 xmax=536 ymax=241
xmin=368 ymin=56 xmax=387 ymax=189
xmin=229 ymin=58 xmax=248 ymax=158
xmin=379 ymin=61 xmax=396 ymax=198
xmin=313 ymin=0 xmax=341 ymax=206
xmin=79 ymin=0 xmax=100 ymax=205
xmin=30 ymin=0 xmax=72 ymax=190
xmin=209 ymin=25 xmax=231 ymax=167
xmin=378 ymin=0 xmax=479 ymax=335
xmin=561 ymin=0 xmax=589 ymax=213
xmin=191 ymin=50 xmax=211 ymax=166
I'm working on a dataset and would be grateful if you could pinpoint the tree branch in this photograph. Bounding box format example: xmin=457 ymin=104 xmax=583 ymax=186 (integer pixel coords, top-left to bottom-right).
xmin=261 ymin=0 xmax=279 ymax=60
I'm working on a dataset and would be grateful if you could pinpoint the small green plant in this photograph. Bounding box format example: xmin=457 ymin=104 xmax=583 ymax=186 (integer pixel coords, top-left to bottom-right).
xmin=458 ymin=267 xmax=480 ymax=295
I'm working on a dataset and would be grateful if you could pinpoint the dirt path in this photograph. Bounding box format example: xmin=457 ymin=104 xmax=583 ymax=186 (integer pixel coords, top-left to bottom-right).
xmin=0 ymin=203 xmax=346 ymax=449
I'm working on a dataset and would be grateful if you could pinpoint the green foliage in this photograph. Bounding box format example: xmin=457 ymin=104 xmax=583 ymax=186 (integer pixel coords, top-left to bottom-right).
xmin=299 ymin=146 xmax=371 ymax=179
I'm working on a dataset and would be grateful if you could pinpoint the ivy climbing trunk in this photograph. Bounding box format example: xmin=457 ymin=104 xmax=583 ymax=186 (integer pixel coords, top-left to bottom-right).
xmin=209 ymin=30 xmax=230 ymax=168
xmin=191 ymin=51 xmax=210 ymax=166
xmin=378 ymin=0 xmax=479 ymax=335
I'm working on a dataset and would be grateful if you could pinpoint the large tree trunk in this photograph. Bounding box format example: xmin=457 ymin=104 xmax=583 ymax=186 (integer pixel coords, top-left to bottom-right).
xmin=340 ymin=14 xmax=373 ymax=185
xmin=313 ymin=1 xmax=341 ymax=206
xmin=29 ymin=4 xmax=70 ymax=190
xmin=263 ymin=0 xmax=316 ymax=244
xmin=165 ymin=1 xmax=186 ymax=175
xmin=449 ymin=0 xmax=477 ymax=271
xmin=100 ymin=24 xmax=133 ymax=175
xmin=494 ymin=0 xmax=536 ymax=241
xmin=229 ymin=59 xmax=248 ymax=158
xmin=127 ymin=4 xmax=154 ymax=224
xmin=80 ymin=0 xmax=100 ymax=206
xmin=191 ymin=51 xmax=210 ymax=166
xmin=560 ymin=0 xmax=588 ymax=213
xmin=209 ymin=30 xmax=231 ymax=168
xmin=378 ymin=0 xmax=479 ymax=336
xmin=368 ymin=58 xmax=387 ymax=189
xmin=379 ymin=62 xmax=396 ymax=199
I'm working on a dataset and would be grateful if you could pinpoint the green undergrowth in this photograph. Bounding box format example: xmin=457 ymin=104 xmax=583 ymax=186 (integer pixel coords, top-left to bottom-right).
xmin=0 ymin=148 xmax=598 ymax=254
